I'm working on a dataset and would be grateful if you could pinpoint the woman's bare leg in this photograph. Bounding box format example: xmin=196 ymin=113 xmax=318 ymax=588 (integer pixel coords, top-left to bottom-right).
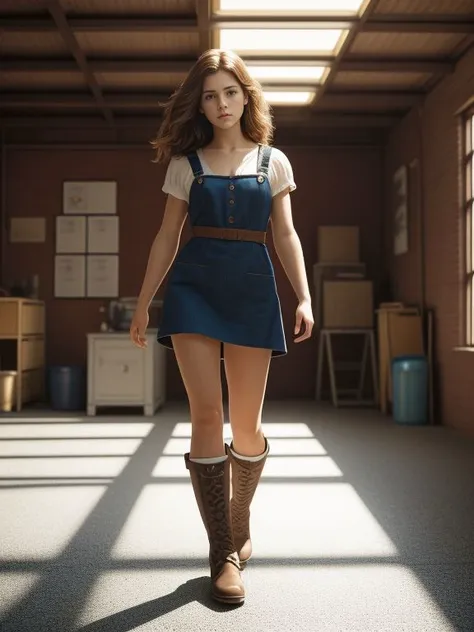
xmin=171 ymin=333 xmax=244 ymax=604
xmin=223 ymin=343 xmax=271 ymax=567
xmin=171 ymin=333 xmax=224 ymax=457
xmin=223 ymin=343 xmax=272 ymax=455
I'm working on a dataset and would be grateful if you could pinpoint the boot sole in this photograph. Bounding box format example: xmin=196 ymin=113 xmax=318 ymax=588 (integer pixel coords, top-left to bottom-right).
xmin=211 ymin=591 xmax=245 ymax=605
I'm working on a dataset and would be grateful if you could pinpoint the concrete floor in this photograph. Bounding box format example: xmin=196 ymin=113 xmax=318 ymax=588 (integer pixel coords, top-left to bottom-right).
xmin=1 ymin=400 xmax=473 ymax=632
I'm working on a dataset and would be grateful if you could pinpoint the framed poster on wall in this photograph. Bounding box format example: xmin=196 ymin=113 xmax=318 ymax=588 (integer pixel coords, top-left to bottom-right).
xmin=63 ymin=181 xmax=117 ymax=215
xmin=86 ymin=255 xmax=119 ymax=297
xmin=56 ymin=216 xmax=87 ymax=253
xmin=87 ymin=216 xmax=119 ymax=253
xmin=393 ymin=165 xmax=408 ymax=256
xmin=54 ymin=255 xmax=86 ymax=298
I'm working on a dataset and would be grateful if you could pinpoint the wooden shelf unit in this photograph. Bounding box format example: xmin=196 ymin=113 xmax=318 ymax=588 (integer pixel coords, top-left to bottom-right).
xmin=0 ymin=298 xmax=45 ymax=411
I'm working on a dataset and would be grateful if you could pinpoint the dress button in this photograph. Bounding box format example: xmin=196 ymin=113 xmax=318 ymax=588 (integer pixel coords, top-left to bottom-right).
xmin=228 ymin=216 xmax=235 ymax=223
xmin=229 ymin=184 xmax=235 ymax=191
xmin=257 ymin=175 xmax=265 ymax=183
xmin=229 ymin=199 xmax=235 ymax=205
xmin=197 ymin=177 xmax=203 ymax=184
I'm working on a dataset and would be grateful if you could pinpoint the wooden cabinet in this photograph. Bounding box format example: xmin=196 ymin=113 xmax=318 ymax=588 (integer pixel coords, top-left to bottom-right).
xmin=86 ymin=330 xmax=166 ymax=416
xmin=0 ymin=298 xmax=45 ymax=411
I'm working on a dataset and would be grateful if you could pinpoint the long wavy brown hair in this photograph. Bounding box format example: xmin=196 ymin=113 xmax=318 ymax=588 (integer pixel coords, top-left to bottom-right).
xmin=151 ymin=49 xmax=274 ymax=163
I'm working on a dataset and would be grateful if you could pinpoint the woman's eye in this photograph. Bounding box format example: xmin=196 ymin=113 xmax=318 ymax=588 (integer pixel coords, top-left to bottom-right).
xmin=228 ymin=90 xmax=237 ymax=96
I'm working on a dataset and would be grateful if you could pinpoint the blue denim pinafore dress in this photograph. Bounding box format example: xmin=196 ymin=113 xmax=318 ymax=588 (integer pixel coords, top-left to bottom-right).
xmin=157 ymin=144 xmax=287 ymax=358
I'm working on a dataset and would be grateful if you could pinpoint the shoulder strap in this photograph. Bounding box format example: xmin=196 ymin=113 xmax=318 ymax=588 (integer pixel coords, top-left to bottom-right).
xmin=187 ymin=151 xmax=204 ymax=177
xmin=257 ymin=144 xmax=272 ymax=176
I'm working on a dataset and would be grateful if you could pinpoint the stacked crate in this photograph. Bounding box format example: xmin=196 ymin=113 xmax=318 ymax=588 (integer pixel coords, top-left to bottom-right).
xmin=314 ymin=226 xmax=377 ymax=407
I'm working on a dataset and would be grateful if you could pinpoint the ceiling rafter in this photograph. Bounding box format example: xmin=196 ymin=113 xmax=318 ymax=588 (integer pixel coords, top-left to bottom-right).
xmin=0 ymin=17 xmax=198 ymax=32
xmin=311 ymin=0 xmax=381 ymax=110
xmin=1 ymin=2 xmax=474 ymax=137
xmin=1 ymin=14 xmax=474 ymax=34
xmin=0 ymin=113 xmax=401 ymax=129
xmin=365 ymin=14 xmax=474 ymax=33
xmin=0 ymin=91 xmax=421 ymax=109
xmin=45 ymin=0 xmax=114 ymax=126
xmin=197 ymin=0 xmax=212 ymax=52
xmin=0 ymin=58 xmax=455 ymax=74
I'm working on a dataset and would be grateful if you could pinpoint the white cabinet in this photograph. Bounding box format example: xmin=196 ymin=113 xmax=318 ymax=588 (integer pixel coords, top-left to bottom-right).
xmin=87 ymin=330 xmax=166 ymax=416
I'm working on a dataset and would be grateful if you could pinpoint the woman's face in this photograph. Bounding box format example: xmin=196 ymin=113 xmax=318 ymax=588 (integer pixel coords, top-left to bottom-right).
xmin=200 ymin=69 xmax=248 ymax=129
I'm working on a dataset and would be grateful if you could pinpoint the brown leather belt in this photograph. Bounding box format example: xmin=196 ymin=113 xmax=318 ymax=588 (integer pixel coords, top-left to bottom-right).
xmin=192 ymin=226 xmax=266 ymax=244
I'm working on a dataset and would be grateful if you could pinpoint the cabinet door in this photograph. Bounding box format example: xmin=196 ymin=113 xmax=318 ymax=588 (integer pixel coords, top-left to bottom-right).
xmin=94 ymin=341 xmax=144 ymax=401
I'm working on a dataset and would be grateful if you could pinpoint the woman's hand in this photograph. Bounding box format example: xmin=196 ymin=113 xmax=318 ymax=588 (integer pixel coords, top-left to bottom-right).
xmin=130 ymin=308 xmax=149 ymax=348
xmin=294 ymin=299 xmax=314 ymax=343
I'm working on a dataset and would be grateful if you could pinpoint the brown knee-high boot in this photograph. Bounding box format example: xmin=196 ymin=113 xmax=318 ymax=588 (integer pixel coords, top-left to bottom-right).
xmin=227 ymin=437 xmax=269 ymax=568
xmin=184 ymin=452 xmax=245 ymax=604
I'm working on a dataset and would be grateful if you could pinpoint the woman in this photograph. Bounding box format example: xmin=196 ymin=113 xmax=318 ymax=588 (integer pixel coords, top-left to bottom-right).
xmin=130 ymin=48 xmax=313 ymax=605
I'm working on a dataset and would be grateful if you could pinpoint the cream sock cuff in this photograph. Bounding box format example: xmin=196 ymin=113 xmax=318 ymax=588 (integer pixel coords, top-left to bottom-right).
xmin=189 ymin=454 xmax=228 ymax=464
xmin=229 ymin=442 xmax=268 ymax=462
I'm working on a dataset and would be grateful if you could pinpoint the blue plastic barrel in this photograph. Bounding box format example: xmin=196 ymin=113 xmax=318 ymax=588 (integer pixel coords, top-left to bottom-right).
xmin=48 ymin=365 xmax=85 ymax=411
xmin=391 ymin=355 xmax=428 ymax=425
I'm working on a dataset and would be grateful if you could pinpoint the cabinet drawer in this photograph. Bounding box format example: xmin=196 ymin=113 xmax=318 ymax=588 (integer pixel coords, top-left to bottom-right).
xmin=94 ymin=341 xmax=144 ymax=400
xmin=22 ymin=369 xmax=43 ymax=404
xmin=0 ymin=299 xmax=45 ymax=336
xmin=22 ymin=303 xmax=45 ymax=335
xmin=21 ymin=338 xmax=45 ymax=370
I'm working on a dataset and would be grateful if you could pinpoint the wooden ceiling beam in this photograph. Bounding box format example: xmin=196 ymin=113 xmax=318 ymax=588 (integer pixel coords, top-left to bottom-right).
xmin=2 ymin=14 xmax=474 ymax=34
xmin=0 ymin=60 xmax=194 ymax=72
xmin=0 ymin=91 xmax=421 ymax=109
xmin=340 ymin=59 xmax=454 ymax=74
xmin=45 ymin=0 xmax=114 ymax=126
xmin=0 ymin=58 xmax=454 ymax=74
xmin=311 ymin=0 xmax=381 ymax=110
xmin=0 ymin=17 xmax=198 ymax=32
xmin=0 ymin=113 xmax=400 ymax=130
xmin=197 ymin=0 xmax=212 ymax=52
xmin=365 ymin=15 xmax=474 ymax=34
xmin=0 ymin=93 xmax=170 ymax=108
xmin=320 ymin=90 xmax=422 ymax=109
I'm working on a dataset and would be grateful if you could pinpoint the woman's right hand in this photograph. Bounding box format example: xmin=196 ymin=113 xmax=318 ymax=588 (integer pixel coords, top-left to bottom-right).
xmin=130 ymin=308 xmax=149 ymax=348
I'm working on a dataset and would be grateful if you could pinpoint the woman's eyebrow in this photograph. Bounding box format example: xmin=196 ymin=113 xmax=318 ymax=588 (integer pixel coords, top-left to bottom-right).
xmin=202 ymin=85 xmax=239 ymax=94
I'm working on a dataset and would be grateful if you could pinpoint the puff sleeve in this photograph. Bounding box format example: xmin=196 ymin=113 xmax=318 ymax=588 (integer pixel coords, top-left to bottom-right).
xmin=269 ymin=148 xmax=297 ymax=197
xmin=162 ymin=156 xmax=190 ymax=202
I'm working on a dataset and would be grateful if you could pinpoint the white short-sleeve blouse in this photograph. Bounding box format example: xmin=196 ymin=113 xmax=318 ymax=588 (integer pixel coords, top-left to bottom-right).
xmin=162 ymin=146 xmax=296 ymax=203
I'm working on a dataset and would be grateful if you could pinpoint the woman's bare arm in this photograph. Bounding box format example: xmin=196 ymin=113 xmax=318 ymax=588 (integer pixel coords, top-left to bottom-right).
xmin=136 ymin=194 xmax=188 ymax=311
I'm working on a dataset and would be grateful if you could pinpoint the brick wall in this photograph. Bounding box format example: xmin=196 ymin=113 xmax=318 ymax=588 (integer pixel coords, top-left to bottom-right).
xmin=4 ymin=144 xmax=383 ymax=400
xmin=385 ymin=45 xmax=474 ymax=433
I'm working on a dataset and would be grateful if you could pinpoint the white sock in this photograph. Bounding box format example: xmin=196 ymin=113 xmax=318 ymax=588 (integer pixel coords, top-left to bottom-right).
xmin=230 ymin=442 xmax=268 ymax=462
xmin=189 ymin=455 xmax=228 ymax=464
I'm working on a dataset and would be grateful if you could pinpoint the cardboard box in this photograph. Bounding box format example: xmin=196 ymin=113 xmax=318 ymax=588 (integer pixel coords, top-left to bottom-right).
xmin=313 ymin=262 xmax=366 ymax=328
xmin=322 ymin=280 xmax=373 ymax=328
xmin=318 ymin=226 xmax=359 ymax=263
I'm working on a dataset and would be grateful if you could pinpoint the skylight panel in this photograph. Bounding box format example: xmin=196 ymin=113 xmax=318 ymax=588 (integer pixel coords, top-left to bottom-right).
xmin=219 ymin=28 xmax=346 ymax=55
xmin=216 ymin=0 xmax=365 ymax=16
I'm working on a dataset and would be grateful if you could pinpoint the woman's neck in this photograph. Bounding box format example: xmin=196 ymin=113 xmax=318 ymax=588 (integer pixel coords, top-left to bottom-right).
xmin=207 ymin=126 xmax=254 ymax=152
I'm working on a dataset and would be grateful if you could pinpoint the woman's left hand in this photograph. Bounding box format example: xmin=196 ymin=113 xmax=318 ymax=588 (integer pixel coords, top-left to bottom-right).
xmin=294 ymin=299 xmax=314 ymax=343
